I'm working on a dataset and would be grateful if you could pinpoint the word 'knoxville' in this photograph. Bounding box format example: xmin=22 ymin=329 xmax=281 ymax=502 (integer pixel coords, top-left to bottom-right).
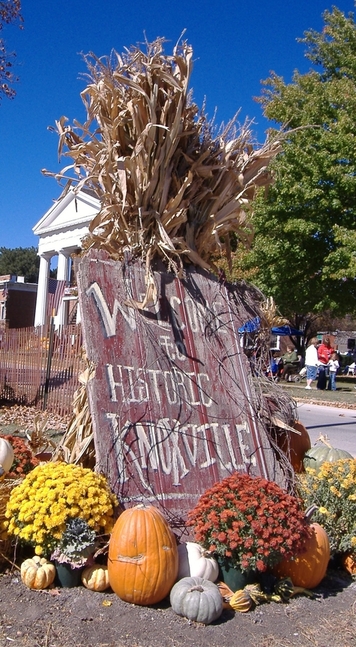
xmin=106 ymin=415 xmax=257 ymax=488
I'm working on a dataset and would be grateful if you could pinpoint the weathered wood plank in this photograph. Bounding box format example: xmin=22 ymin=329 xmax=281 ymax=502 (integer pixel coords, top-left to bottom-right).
xmin=78 ymin=249 xmax=284 ymax=529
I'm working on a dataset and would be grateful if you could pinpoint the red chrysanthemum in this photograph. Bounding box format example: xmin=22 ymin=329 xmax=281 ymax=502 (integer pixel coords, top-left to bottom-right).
xmin=186 ymin=472 xmax=311 ymax=573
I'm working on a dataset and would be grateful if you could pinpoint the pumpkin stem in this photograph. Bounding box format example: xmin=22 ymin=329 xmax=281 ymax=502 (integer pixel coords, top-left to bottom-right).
xmin=305 ymin=504 xmax=318 ymax=521
xmin=189 ymin=585 xmax=205 ymax=593
xmin=316 ymin=433 xmax=332 ymax=449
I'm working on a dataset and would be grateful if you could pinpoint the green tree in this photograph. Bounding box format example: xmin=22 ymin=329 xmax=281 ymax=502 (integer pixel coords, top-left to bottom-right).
xmin=234 ymin=6 xmax=356 ymax=336
xmin=0 ymin=246 xmax=39 ymax=282
xmin=0 ymin=0 xmax=23 ymax=100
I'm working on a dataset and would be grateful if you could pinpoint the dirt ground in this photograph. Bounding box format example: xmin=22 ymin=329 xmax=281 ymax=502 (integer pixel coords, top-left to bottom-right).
xmin=1 ymin=403 xmax=356 ymax=647
xmin=0 ymin=565 xmax=356 ymax=647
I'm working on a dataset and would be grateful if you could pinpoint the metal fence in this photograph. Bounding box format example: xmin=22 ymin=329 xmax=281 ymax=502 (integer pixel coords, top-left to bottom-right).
xmin=0 ymin=323 xmax=84 ymax=417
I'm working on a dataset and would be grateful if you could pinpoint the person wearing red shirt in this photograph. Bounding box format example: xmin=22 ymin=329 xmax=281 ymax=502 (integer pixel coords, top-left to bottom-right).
xmin=317 ymin=335 xmax=333 ymax=390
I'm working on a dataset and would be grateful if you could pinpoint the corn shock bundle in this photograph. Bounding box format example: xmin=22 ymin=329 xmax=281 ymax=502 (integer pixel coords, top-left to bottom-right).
xmin=44 ymin=37 xmax=281 ymax=275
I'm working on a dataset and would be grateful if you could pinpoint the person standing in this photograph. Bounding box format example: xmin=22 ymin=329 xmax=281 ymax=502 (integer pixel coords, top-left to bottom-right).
xmin=305 ymin=337 xmax=319 ymax=390
xmin=317 ymin=335 xmax=333 ymax=390
xmin=327 ymin=351 xmax=340 ymax=391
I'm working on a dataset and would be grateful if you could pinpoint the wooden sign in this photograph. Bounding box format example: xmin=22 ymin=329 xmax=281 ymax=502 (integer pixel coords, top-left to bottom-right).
xmin=78 ymin=249 xmax=284 ymax=529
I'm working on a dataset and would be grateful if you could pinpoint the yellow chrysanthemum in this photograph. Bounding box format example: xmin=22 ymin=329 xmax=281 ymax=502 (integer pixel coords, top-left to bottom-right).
xmin=298 ymin=458 xmax=356 ymax=557
xmin=5 ymin=462 xmax=118 ymax=555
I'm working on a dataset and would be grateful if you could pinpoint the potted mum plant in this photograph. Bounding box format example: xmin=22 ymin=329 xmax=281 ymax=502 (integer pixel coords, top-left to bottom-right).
xmin=187 ymin=472 xmax=312 ymax=590
xmin=4 ymin=461 xmax=118 ymax=585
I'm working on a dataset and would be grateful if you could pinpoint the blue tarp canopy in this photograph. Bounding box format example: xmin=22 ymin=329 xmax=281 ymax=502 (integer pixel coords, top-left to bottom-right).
xmin=238 ymin=318 xmax=303 ymax=336
xmin=237 ymin=317 xmax=260 ymax=334
xmin=271 ymin=325 xmax=304 ymax=337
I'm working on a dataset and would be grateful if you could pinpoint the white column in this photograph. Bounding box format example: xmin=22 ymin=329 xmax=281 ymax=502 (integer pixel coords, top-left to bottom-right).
xmin=34 ymin=253 xmax=52 ymax=327
xmin=76 ymin=301 xmax=81 ymax=324
xmin=57 ymin=250 xmax=70 ymax=282
xmin=56 ymin=250 xmax=69 ymax=326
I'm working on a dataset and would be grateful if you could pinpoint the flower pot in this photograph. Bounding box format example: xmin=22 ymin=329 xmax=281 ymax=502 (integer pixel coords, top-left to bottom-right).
xmin=35 ymin=451 xmax=53 ymax=462
xmin=217 ymin=558 xmax=256 ymax=591
xmin=54 ymin=562 xmax=83 ymax=588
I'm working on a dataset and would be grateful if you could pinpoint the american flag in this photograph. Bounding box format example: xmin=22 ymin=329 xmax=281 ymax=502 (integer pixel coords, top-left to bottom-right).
xmin=47 ymin=278 xmax=66 ymax=317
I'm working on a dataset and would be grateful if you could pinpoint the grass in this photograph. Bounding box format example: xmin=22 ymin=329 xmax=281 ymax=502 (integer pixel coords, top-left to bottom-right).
xmin=279 ymin=376 xmax=356 ymax=409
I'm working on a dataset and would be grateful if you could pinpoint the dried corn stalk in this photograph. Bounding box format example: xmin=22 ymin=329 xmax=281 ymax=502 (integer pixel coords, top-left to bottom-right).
xmin=260 ymin=297 xmax=288 ymax=330
xmin=26 ymin=413 xmax=57 ymax=455
xmin=51 ymin=357 xmax=95 ymax=468
xmin=43 ymin=37 xmax=281 ymax=274
xmin=258 ymin=296 xmax=289 ymax=349
xmin=240 ymin=297 xmax=289 ymax=375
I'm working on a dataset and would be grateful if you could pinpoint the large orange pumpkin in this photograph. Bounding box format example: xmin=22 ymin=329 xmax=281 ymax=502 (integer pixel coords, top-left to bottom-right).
xmin=108 ymin=504 xmax=178 ymax=605
xmin=274 ymin=420 xmax=311 ymax=473
xmin=272 ymin=523 xmax=330 ymax=589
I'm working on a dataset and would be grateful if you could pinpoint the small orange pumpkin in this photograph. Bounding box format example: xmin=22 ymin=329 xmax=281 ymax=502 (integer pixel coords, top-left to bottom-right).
xmin=272 ymin=523 xmax=330 ymax=589
xmin=341 ymin=552 xmax=356 ymax=576
xmin=108 ymin=504 xmax=178 ymax=605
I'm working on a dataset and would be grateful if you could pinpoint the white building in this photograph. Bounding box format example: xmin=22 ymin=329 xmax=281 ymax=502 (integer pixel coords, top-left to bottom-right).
xmin=32 ymin=188 xmax=100 ymax=328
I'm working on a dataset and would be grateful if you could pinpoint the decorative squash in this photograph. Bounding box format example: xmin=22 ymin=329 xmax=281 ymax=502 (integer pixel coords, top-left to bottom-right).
xmin=177 ymin=542 xmax=219 ymax=582
xmin=228 ymin=588 xmax=252 ymax=613
xmin=273 ymin=577 xmax=295 ymax=601
xmin=217 ymin=581 xmax=235 ymax=609
xmin=170 ymin=576 xmax=223 ymax=624
xmin=81 ymin=564 xmax=110 ymax=591
xmin=108 ymin=504 xmax=178 ymax=605
xmin=273 ymin=577 xmax=314 ymax=601
xmin=303 ymin=442 xmax=353 ymax=473
xmin=272 ymin=523 xmax=330 ymax=589
xmin=0 ymin=437 xmax=14 ymax=474
xmin=21 ymin=556 xmax=56 ymax=590
xmin=273 ymin=420 xmax=311 ymax=473
xmin=243 ymin=583 xmax=269 ymax=605
xmin=217 ymin=581 xmax=266 ymax=610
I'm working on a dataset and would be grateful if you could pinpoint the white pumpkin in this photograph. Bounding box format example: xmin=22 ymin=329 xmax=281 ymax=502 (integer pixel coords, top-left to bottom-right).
xmin=177 ymin=542 xmax=219 ymax=582
xmin=0 ymin=438 xmax=14 ymax=473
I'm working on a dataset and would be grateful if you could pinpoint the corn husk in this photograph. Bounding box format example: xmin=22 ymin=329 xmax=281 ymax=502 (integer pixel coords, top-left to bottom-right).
xmin=50 ymin=357 xmax=95 ymax=467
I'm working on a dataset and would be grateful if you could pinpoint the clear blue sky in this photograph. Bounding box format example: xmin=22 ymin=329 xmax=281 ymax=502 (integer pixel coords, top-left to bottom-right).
xmin=0 ymin=0 xmax=354 ymax=249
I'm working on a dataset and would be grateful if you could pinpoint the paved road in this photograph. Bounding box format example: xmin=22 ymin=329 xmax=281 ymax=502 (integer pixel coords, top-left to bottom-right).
xmin=297 ymin=402 xmax=356 ymax=457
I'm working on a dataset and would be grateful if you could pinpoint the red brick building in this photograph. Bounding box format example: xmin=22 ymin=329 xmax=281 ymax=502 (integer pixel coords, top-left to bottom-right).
xmin=0 ymin=275 xmax=37 ymax=330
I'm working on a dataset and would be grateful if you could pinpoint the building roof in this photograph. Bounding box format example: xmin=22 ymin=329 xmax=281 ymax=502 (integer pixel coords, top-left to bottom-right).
xmin=33 ymin=188 xmax=100 ymax=256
